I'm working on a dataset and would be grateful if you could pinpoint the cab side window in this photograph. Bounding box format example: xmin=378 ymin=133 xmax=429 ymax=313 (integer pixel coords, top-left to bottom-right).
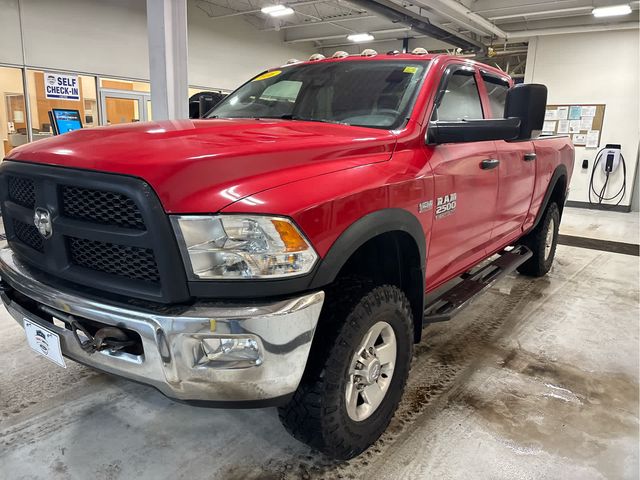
xmin=434 ymin=70 xmax=483 ymax=121
xmin=482 ymin=74 xmax=510 ymax=118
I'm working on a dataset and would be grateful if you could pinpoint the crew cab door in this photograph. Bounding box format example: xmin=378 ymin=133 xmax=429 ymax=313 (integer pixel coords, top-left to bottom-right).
xmin=480 ymin=73 xmax=536 ymax=244
xmin=424 ymin=65 xmax=500 ymax=288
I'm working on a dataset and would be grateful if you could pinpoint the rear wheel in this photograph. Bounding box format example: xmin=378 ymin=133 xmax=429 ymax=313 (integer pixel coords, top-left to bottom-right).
xmin=517 ymin=202 xmax=560 ymax=277
xmin=278 ymin=281 xmax=413 ymax=459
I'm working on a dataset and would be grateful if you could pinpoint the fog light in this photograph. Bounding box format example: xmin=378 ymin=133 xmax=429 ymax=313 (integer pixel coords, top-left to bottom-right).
xmin=196 ymin=336 xmax=261 ymax=368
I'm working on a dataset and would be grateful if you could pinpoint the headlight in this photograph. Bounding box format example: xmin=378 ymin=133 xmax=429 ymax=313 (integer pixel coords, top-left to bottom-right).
xmin=171 ymin=215 xmax=318 ymax=279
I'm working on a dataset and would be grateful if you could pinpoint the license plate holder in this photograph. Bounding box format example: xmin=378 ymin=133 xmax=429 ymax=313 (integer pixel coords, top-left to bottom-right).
xmin=24 ymin=318 xmax=66 ymax=368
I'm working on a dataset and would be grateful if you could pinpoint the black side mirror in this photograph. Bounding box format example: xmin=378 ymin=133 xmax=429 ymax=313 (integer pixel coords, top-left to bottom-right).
xmin=189 ymin=92 xmax=227 ymax=119
xmin=427 ymin=118 xmax=521 ymax=144
xmin=504 ymin=83 xmax=547 ymax=140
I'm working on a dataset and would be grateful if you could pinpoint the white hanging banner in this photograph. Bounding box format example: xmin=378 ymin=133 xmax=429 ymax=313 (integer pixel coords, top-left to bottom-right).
xmin=44 ymin=72 xmax=80 ymax=100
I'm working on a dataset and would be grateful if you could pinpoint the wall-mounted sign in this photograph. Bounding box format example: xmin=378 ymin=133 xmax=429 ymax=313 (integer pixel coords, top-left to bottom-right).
xmin=44 ymin=72 xmax=80 ymax=100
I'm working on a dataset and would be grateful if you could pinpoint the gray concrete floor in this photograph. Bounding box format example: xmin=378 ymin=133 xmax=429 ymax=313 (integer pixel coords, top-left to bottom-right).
xmin=0 ymin=209 xmax=638 ymax=479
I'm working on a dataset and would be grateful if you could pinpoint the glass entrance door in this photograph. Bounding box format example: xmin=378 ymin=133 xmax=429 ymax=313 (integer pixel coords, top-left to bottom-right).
xmin=99 ymin=89 xmax=151 ymax=125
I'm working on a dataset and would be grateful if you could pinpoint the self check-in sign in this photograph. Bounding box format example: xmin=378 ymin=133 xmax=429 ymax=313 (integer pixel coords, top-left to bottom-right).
xmin=44 ymin=72 xmax=80 ymax=100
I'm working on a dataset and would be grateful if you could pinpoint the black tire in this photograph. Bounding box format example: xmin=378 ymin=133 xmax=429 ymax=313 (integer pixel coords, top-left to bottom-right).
xmin=278 ymin=279 xmax=413 ymax=459
xmin=517 ymin=202 xmax=560 ymax=277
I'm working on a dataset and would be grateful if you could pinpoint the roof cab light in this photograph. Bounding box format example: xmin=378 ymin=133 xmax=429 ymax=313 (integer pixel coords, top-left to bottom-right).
xmin=412 ymin=47 xmax=429 ymax=55
xmin=261 ymin=4 xmax=295 ymax=17
xmin=332 ymin=51 xmax=349 ymax=58
xmin=592 ymin=4 xmax=632 ymax=16
xmin=309 ymin=53 xmax=326 ymax=61
xmin=361 ymin=49 xmax=378 ymax=57
xmin=348 ymin=33 xmax=375 ymax=42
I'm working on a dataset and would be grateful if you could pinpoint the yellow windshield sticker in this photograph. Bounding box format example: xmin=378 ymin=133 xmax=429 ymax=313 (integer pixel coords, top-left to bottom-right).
xmin=403 ymin=66 xmax=418 ymax=74
xmin=253 ymin=70 xmax=282 ymax=81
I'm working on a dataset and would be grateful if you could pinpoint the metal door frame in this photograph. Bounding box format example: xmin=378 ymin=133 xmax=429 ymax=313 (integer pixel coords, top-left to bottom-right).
xmin=99 ymin=89 xmax=151 ymax=125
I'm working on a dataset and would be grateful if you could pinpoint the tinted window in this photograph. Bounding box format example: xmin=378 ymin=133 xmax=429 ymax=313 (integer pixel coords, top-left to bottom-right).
xmin=209 ymin=60 xmax=428 ymax=129
xmin=434 ymin=70 xmax=483 ymax=121
xmin=482 ymin=74 xmax=509 ymax=118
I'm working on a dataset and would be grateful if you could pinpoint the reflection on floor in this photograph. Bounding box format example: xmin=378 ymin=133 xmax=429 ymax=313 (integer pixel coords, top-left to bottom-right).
xmin=560 ymin=206 xmax=639 ymax=244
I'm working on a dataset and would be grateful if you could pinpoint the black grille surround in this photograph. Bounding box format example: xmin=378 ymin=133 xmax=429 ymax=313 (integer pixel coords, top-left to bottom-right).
xmin=0 ymin=161 xmax=190 ymax=304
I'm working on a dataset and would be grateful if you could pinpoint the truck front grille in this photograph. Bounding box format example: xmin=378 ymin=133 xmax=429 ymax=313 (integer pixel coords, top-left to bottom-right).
xmin=0 ymin=162 xmax=190 ymax=304
xmin=68 ymin=237 xmax=160 ymax=283
xmin=13 ymin=219 xmax=44 ymax=252
xmin=62 ymin=185 xmax=146 ymax=230
xmin=8 ymin=176 xmax=35 ymax=208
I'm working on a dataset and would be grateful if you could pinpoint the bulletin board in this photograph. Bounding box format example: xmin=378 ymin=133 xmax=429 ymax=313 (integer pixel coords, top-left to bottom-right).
xmin=542 ymin=104 xmax=606 ymax=149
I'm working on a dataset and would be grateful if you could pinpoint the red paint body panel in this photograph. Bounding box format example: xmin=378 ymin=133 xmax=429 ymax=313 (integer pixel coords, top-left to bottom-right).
xmin=7 ymin=119 xmax=396 ymax=213
xmin=4 ymin=54 xmax=574 ymax=295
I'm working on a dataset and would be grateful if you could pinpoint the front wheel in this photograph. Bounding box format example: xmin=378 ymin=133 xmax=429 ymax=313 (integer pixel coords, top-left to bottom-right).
xmin=278 ymin=283 xmax=413 ymax=459
xmin=517 ymin=202 xmax=560 ymax=277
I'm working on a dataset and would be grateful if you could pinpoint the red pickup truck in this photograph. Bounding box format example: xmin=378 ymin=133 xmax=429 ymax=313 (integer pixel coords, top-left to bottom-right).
xmin=0 ymin=51 xmax=573 ymax=459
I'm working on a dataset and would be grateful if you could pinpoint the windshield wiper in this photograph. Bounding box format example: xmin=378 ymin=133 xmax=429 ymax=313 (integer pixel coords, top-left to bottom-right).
xmin=262 ymin=114 xmax=349 ymax=125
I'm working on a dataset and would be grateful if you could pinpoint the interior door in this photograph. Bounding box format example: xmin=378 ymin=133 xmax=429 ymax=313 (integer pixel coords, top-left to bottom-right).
xmin=480 ymin=73 xmax=536 ymax=244
xmin=425 ymin=66 xmax=500 ymax=288
xmin=99 ymin=89 xmax=150 ymax=125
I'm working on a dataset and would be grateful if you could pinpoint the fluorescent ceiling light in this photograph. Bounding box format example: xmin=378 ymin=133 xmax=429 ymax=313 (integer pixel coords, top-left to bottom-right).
xmin=347 ymin=33 xmax=375 ymax=42
xmin=261 ymin=5 xmax=294 ymax=16
xmin=592 ymin=4 xmax=632 ymax=17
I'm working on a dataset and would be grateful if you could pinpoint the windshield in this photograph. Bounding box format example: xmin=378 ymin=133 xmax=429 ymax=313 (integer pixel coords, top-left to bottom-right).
xmin=208 ymin=60 xmax=429 ymax=130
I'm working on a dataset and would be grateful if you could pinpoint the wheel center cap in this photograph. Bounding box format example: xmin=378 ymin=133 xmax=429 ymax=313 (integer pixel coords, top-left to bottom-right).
xmin=367 ymin=359 xmax=381 ymax=384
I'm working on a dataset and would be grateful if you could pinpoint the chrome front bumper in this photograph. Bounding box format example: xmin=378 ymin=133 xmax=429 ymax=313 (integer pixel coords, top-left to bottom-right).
xmin=0 ymin=248 xmax=324 ymax=405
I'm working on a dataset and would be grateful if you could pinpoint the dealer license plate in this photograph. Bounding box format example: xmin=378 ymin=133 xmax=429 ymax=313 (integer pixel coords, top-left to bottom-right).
xmin=24 ymin=318 xmax=66 ymax=368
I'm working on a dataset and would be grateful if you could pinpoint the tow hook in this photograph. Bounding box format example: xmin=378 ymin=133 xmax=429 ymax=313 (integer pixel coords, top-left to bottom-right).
xmin=38 ymin=305 xmax=135 ymax=354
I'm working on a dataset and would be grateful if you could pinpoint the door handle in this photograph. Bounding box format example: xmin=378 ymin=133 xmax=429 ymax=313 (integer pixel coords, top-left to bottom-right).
xmin=524 ymin=152 xmax=537 ymax=161
xmin=480 ymin=159 xmax=500 ymax=170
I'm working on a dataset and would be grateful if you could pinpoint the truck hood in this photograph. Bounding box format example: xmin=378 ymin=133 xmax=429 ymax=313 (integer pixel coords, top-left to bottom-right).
xmin=6 ymin=119 xmax=396 ymax=213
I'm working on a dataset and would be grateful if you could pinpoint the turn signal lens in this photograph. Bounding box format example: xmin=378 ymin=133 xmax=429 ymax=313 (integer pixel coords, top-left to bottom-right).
xmin=271 ymin=219 xmax=308 ymax=252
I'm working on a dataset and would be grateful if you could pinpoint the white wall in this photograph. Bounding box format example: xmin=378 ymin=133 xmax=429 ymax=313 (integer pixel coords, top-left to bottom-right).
xmin=525 ymin=29 xmax=640 ymax=208
xmin=0 ymin=0 xmax=314 ymax=90
xmin=187 ymin=3 xmax=314 ymax=90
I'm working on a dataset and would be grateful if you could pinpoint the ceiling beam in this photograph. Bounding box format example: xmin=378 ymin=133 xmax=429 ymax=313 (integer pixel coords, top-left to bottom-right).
xmin=346 ymin=0 xmax=486 ymax=52
xmin=260 ymin=14 xmax=376 ymax=31
xmin=198 ymin=0 xmax=329 ymax=19
xmin=412 ymin=0 xmax=508 ymax=39
xmin=506 ymin=21 xmax=639 ymax=39
xmin=488 ymin=6 xmax=593 ymax=21
xmin=285 ymin=26 xmax=411 ymax=43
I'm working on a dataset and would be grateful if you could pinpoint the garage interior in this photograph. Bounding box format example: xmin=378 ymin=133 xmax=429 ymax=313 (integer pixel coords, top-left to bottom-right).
xmin=0 ymin=0 xmax=639 ymax=479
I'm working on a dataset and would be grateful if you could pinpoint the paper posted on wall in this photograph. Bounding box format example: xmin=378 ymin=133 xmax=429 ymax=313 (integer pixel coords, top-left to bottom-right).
xmin=556 ymin=106 xmax=569 ymax=120
xmin=545 ymin=110 xmax=558 ymax=121
xmin=542 ymin=121 xmax=556 ymax=134
xmin=582 ymin=105 xmax=597 ymax=117
xmin=573 ymin=134 xmax=587 ymax=145
xmin=580 ymin=116 xmax=594 ymax=130
xmin=557 ymin=120 xmax=569 ymax=134
xmin=586 ymin=130 xmax=600 ymax=149
xmin=568 ymin=105 xmax=582 ymax=120
xmin=569 ymin=120 xmax=581 ymax=133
